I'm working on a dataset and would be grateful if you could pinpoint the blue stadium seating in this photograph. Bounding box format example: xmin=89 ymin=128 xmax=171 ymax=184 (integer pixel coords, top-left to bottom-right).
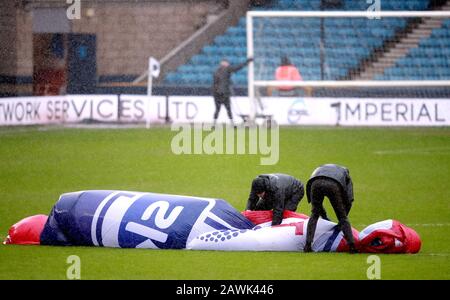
xmin=378 ymin=18 xmax=450 ymax=80
xmin=165 ymin=0 xmax=436 ymax=86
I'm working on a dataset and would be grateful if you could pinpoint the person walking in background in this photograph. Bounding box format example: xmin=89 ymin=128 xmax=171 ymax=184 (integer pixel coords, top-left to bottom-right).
xmin=212 ymin=57 xmax=253 ymax=125
xmin=304 ymin=164 xmax=357 ymax=253
xmin=246 ymin=173 xmax=304 ymax=226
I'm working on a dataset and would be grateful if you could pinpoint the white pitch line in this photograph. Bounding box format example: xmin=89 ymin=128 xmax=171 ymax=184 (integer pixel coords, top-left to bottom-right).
xmin=373 ymin=147 xmax=450 ymax=155
xmin=417 ymin=253 xmax=450 ymax=257
xmin=408 ymin=223 xmax=450 ymax=227
xmin=355 ymin=223 xmax=450 ymax=227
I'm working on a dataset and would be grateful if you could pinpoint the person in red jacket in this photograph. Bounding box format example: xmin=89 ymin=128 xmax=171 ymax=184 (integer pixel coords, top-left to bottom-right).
xmin=269 ymin=56 xmax=312 ymax=97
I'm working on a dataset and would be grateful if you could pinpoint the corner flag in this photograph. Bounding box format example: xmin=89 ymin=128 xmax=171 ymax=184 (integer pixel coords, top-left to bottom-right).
xmin=146 ymin=57 xmax=160 ymax=129
xmin=149 ymin=57 xmax=160 ymax=78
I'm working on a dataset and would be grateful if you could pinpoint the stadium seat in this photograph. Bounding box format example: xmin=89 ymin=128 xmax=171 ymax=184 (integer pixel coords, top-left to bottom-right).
xmin=164 ymin=0 xmax=439 ymax=86
xmin=378 ymin=17 xmax=450 ymax=81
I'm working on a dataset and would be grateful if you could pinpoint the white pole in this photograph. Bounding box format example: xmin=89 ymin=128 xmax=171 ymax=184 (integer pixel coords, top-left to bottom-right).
xmin=247 ymin=10 xmax=450 ymax=18
xmin=253 ymin=80 xmax=450 ymax=87
xmin=246 ymin=11 xmax=256 ymax=122
xmin=146 ymin=57 xmax=153 ymax=129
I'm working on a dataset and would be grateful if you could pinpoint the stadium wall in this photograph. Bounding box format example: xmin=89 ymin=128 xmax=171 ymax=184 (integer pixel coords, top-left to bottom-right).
xmin=0 ymin=2 xmax=33 ymax=96
xmin=150 ymin=0 xmax=252 ymax=83
xmin=72 ymin=0 xmax=222 ymax=77
xmin=0 ymin=0 xmax=226 ymax=96
xmin=0 ymin=1 xmax=18 ymax=79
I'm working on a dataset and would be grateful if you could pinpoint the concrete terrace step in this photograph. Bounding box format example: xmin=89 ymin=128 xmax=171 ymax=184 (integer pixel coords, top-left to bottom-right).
xmin=354 ymin=11 xmax=446 ymax=80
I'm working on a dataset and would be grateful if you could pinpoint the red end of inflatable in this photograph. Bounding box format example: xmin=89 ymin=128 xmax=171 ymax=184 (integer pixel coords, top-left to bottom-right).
xmin=4 ymin=215 xmax=48 ymax=245
xmin=336 ymin=228 xmax=360 ymax=252
xmin=399 ymin=223 xmax=422 ymax=254
xmin=358 ymin=220 xmax=422 ymax=254
xmin=242 ymin=210 xmax=309 ymax=225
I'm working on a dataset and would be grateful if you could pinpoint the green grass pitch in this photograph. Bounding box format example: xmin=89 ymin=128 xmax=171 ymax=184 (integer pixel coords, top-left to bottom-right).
xmin=0 ymin=126 xmax=449 ymax=279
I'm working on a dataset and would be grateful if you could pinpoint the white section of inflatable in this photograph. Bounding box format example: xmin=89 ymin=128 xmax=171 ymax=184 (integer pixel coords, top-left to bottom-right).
xmin=359 ymin=219 xmax=393 ymax=240
xmin=187 ymin=217 xmax=345 ymax=252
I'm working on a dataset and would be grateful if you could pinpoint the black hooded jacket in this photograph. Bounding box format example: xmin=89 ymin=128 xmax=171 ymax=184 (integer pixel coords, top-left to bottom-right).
xmin=306 ymin=164 xmax=354 ymax=208
xmin=213 ymin=59 xmax=251 ymax=97
xmin=246 ymin=173 xmax=304 ymax=225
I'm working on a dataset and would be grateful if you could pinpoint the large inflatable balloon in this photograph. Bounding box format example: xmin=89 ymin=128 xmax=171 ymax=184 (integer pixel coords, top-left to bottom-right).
xmin=4 ymin=214 xmax=48 ymax=245
xmin=188 ymin=210 xmax=359 ymax=252
xmin=4 ymin=190 xmax=421 ymax=254
xmin=5 ymin=190 xmax=254 ymax=249
xmin=358 ymin=219 xmax=421 ymax=254
xmin=189 ymin=211 xmax=421 ymax=253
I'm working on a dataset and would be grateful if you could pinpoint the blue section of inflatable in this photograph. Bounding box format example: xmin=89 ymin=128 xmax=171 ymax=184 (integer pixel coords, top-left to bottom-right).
xmin=40 ymin=190 xmax=254 ymax=249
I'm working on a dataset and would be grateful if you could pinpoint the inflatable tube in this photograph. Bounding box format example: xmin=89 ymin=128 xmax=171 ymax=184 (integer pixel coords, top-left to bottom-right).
xmin=3 ymin=215 xmax=48 ymax=245
xmin=358 ymin=219 xmax=421 ymax=254
xmin=188 ymin=212 xmax=359 ymax=252
xmin=4 ymin=190 xmax=421 ymax=253
xmin=241 ymin=210 xmax=309 ymax=224
xmin=38 ymin=190 xmax=254 ymax=249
